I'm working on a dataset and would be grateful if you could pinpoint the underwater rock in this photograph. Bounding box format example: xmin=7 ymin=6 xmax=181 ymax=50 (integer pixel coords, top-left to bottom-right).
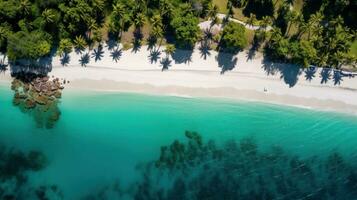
xmin=14 ymin=92 xmax=27 ymax=99
xmin=10 ymin=73 xmax=65 ymax=129
xmin=54 ymin=91 xmax=61 ymax=98
xmin=33 ymin=94 xmax=48 ymax=105
xmin=24 ymin=99 xmax=36 ymax=109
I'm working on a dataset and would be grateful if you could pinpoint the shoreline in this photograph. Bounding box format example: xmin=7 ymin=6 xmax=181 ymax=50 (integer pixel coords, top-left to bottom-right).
xmin=1 ymin=45 xmax=357 ymax=115
xmin=64 ymin=79 xmax=357 ymax=115
xmin=3 ymin=76 xmax=356 ymax=116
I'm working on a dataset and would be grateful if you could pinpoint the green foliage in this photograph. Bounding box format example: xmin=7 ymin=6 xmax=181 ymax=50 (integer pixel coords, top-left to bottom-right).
xmin=58 ymin=38 xmax=73 ymax=55
xmin=73 ymin=35 xmax=87 ymax=51
xmin=0 ymin=0 xmax=354 ymax=70
xmin=267 ymin=15 xmax=355 ymax=68
xmin=7 ymin=31 xmax=51 ymax=61
xmin=170 ymin=6 xmax=200 ymax=47
xmin=0 ymin=25 xmax=11 ymax=52
xmin=297 ymin=40 xmax=317 ymax=67
xmin=220 ymin=21 xmax=247 ymax=52
xmin=109 ymin=2 xmax=132 ymax=36
xmin=164 ymin=44 xmax=176 ymax=56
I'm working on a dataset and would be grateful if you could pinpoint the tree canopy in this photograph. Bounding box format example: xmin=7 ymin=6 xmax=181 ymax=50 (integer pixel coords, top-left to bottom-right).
xmin=220 ymin=21 xmax=247 ymax=52
xmin=7 ymin=30 xmax=52 ymax=61
xmin=170 ymin=5 xmax=201 ymax=48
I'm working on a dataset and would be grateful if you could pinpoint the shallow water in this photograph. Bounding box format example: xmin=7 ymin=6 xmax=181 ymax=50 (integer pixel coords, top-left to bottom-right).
xmin=1 ymin=84 xmax=357 ymax=199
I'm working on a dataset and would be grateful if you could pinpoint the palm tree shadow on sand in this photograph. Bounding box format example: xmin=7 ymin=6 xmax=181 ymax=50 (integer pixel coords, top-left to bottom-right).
xmin=246 ymin=39 xmax=260 ymax=61
xmin=106 ymin=35 xmax=119 ymax=51
xmin=160 ymin=57 xmax=172 ymax=71
xmin=304 ymin=67 xmax=316 ymax=82
xmin=0 ymin=57 xmax=7 ymax=73
xmin=79 ymin=53 xmax=90 ymax=67
xmin=92 ymin=45 xmax=104 ymax=62
xmin=147 ymin=36 xmax=157 ymax=51
xmin=333 ymin=70 xmax=343 ymax=85
xmin=111 ymin=48 xmax=122 ymax=63
xmin=262 ymin=58 xmax=302 ymax=87
xmin=148 ymin=49 xmax=161 ymax=64
xmin=60 ymin=53 xmax=70 ymax=66
xmin=320 ymin=68 xmax=331 ymax=84
xmin=172 ymin=48 xmax=193 ymax=65
xmin=199 ymin=41 xmax=211 ymax=60
xmin=132 ymin=31 xmax=143 ymax=53
xmin=216 ymin=52 xmax=238 ymax=74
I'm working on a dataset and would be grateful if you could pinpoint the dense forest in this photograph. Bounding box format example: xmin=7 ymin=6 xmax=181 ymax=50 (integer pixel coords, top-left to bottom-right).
xmin=0 ymin=0 xmax=356 ymax=70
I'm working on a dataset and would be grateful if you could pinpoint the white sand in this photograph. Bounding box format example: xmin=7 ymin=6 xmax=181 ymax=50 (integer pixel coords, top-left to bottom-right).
xmin=1 ymin=45 xmax=357 ymax=114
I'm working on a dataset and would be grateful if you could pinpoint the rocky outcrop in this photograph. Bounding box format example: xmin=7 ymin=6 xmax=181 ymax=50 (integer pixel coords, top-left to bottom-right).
xmin=11 ymin=75 xmax=65 ymax=129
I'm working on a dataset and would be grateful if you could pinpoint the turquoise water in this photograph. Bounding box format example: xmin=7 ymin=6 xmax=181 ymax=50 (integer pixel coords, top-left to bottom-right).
xmin=1 ymin=84 xmax=357 ymax=199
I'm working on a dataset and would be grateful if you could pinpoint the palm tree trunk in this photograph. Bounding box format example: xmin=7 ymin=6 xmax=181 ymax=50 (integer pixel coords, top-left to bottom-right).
xmin=286 ymin=23 xmax=292 ymax=37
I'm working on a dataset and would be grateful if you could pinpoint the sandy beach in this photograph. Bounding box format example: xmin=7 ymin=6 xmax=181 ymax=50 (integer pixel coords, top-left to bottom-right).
xmin=1 ymin=45 xmax=357 ymax=114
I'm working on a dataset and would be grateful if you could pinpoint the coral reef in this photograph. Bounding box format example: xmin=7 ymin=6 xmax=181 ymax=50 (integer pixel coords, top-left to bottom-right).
xmin=0 ymin=144 xmax=55 ymax=200
xmin=11 ymin=73 xmax=65 ymax=128
xmin=80 ymin=131 xmax=357 ymax=200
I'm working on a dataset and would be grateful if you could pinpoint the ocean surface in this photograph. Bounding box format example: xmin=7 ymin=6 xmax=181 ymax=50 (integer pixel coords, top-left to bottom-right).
xmin=1 ymin=83 xmax=357 ymax=199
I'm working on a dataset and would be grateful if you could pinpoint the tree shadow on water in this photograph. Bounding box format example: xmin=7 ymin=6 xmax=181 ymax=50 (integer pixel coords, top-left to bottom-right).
xmin=320 ymin=68 xmax=331 ymax=84
xmin=111 ymin=48 xmax=122 ymax=63
xmin=60 ymin=53 xmax=70 ymax=66
xmin=216 ymin=52 xmax=238 ymax=74
xmin=79 ymin=53 xmax=90 ymax=67
xmin=91 ymin=45 xmax=104 ymax=62
xmin=148 ymin=49 xmax=161 ymax=64
xmin=172 ymin=48 xmax=193 ymax=65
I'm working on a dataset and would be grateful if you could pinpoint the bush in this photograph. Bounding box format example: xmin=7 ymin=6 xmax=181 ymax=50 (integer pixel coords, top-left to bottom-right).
xmin=170 ymin=9 xmax=200 ymax=48
xmin=7 ymin=31 xmax=52 ymax=61
xmin=219 ymin=22 xmax=248 ymax=52
xmin=58 ymin=38 xmax=73 ymax=55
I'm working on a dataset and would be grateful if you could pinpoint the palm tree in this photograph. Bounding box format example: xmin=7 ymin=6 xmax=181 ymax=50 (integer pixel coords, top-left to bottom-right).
xmin=210 ymin=16 xmax=219 ymax=29
xmin=226 ymin=1 xmax=234 ymax=20
xmin=285 ymin=10 xmax=300 ymax=36
xmin=134 ymin=13 xmax=146 ymax=33
xmin=260 ymin=16 xmax=272 ymax=31
xmin=73 ymin=35 xmax=87 ymax=52
xmin=0 ymin=27 xmax=7 ymax=44
xmin=86 ymin=18 xmax=98 ymax=40
xmin=150 ymin=14 xmax=163 ymax=30
xmin=297 ymin=21 xmax=309 ymax=39
xmin=92 ymin=29 xmax=103 ymax=45
xmin=164 ymin=44 xmax=176 ymax=58
xmin=58 ymin=38 xmax=73 ymax=55
xmin=284 ymin=0 xmax=295 ymax=7
xmin=208 ymin=4 xmax=219 ymax=20
xmin=151 ymin=26 xmax=164 ymax=49
xmin=159 ymin=0 xmax=173 ymax=19
xmin=112 ymin=2 xmax=126 ymax=38
xmin=308 ymin=12 xmax=323 ymax=39
xmin=246 ymin=13 xmax=256 ymax=27
xmin=0 ymin=26 xmax=8 ymax=60
xmin=42 ymin=9 xmax=56 ymax=24
xmin=19 ymin=0 xmax=31 ymax=15
xmin=92 ymin=0 xmax=105 ymax=11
